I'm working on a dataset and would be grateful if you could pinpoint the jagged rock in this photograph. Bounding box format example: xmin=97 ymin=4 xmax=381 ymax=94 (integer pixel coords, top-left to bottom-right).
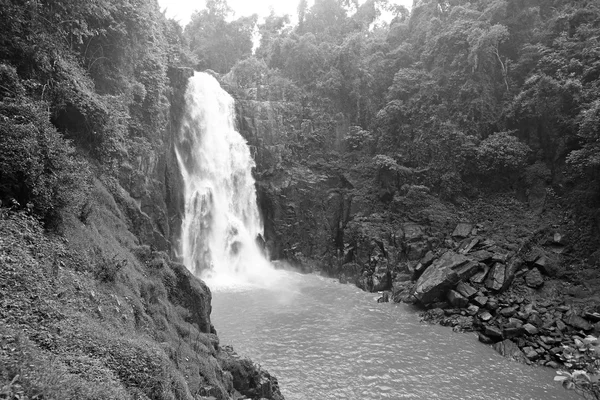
xmin=470 ymin=264 xmax=490 ymax=284
xmin=585 ymin=312 xmax=600 ymax=322
xmin=534 ymin=255 xmax=559 ymax=277
xmin=564 ymin=314 xmax=593 ymax=331
xmin=473 ymin=296 xmax=488 ymax=307
xmin=493 ymin=339 xmax=528 ymax=363
xmin=394 ymin=272 xmax=413 ymax=283
xmin=556 ymin=320 xmax=567 ymax=332
xmin=458 ymin=237 xmax=479 ymax=254
xmin=168 ymin=262 xmax=212 ymax=333
xmin=501 ymin=257 xmax=523 ymax=291
xmin=402 ymin=222 xmax=425 ymax=242
xmin=447 ymin=290 xmax=469 ymax=308
xmin=470 ymin=250 xmax=493 ymax=263
xmin=391 ymin=281 xmax=416 ymax=304
xmin=413 ymin=251 xmax=435 ymax=280
xmin=456 ymin=281 xmax=477 ymax=299
xmin=503 ymin=326 xmax=523 ymax=339
xmin=406 ymin=241 xmax=427 ymax=261
xmin=377 ymin=292 xmax=390 ymax=303
xmin=523 ymin=347 xmax=540 ymax=360
xmin=525 ymin=268 xmax=544 ymax=288
xmin=218 ymin=346 xmax=284 ymax=400
xmin=413 ymin=252 xmax=476 ymax=306
xmin=478 ymin=333 xmax=495 ymax=344
xmin=507 ymin=318 xmax=524 ymax=328
xmin=486 ymin=297 xmax=499 ymax=311
xmin=528 ymin=313 xmax=543 ymax=327
xmin=484 ymin=263 xmax=506 ymax=292
xmin=371 ymin=263 xmax=391 ymax=292
xmin=522 ymin=323 xmax=539 ymax=335
xmin=452 ymin=223 xmax=473 ymax=238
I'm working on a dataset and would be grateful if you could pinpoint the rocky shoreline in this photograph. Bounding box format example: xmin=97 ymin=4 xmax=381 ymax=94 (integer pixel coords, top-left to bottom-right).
xmin=359 ymin=222 xmax=600 ymax=389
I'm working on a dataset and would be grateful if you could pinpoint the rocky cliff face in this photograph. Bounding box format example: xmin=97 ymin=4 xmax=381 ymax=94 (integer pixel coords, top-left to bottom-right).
xmin=112 ymin=67 xmax=191 ymax=255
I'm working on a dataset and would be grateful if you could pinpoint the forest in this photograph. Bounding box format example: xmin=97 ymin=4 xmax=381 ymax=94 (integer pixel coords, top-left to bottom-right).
xmin=1 ymin=0 xmax=600 ymax=398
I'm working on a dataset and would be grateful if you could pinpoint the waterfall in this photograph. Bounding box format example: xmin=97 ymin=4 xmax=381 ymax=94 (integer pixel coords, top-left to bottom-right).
xmin=176 ymin=72 xmax=273 ymax=287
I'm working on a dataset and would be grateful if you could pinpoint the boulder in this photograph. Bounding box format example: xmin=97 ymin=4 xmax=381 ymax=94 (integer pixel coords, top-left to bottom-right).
xmin=452 ymin=223 xmax=473 ymax=238
xmin=413 ymin=252 xmax=475 ymax=306
xmin=525 ymin=268 xmax=544 ymax=288
xmin=447 ymin=290 xmax=469 ymax=308
xmin=484 ymin=263 xmax=505 ymax=292
xmin=485 ymin=325 xmax=503 ymax=339
xmin=492 ymin=339 xmax=528 ymax=363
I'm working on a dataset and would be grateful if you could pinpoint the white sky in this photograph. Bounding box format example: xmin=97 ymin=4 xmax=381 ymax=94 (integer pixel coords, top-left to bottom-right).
xmin=158 ymin=0 xmax=413 ymax=26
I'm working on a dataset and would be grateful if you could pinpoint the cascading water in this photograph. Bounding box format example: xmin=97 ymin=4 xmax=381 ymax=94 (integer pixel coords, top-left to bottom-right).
xmin=176 ymin=72 xmax=274 ymax=287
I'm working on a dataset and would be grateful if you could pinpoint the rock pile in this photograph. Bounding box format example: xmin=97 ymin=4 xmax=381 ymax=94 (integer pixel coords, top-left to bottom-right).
xmin=372 ymin=222 xmax=599 ymax=369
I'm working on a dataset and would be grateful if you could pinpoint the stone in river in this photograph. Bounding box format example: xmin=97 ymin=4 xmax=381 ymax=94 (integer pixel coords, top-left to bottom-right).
xmin=485 ymin=325 xmax=504 ymax=339
xmin=492 ymin=339 xmax=528 ymax=363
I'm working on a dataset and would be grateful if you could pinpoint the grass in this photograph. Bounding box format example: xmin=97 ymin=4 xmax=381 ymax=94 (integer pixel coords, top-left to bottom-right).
xmin=0 ymin=179 xmax=236 ymax=399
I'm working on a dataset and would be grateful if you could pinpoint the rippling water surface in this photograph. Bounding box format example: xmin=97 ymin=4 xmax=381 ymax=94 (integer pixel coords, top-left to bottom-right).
xmin=210 ymin=271 xmax=576 ymax=400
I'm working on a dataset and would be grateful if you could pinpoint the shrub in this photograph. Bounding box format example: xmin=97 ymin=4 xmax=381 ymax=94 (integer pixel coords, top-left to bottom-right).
xmin=344 ymin=126 xmax=374 ymax=151
xmin=0 ymin=99 xmax=92 ymax=227
xmin=475 ymin=131 xmax=531 ymax=176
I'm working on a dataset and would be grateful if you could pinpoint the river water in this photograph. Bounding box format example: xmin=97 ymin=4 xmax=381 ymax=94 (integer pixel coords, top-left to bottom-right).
xmin=211 ymin=271 xmax=576 ymax=400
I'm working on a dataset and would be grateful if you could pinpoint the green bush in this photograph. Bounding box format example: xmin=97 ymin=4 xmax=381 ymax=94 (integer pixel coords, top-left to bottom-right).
xmin=475 ymin=131 xmax=531 ymax=176
xmin=0 ymin=98 xmax=91 ymax=227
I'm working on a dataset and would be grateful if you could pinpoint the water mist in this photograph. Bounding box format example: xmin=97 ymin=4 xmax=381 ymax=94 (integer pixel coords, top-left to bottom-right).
xmin=176 ymin=72 xmax=274 ymax=288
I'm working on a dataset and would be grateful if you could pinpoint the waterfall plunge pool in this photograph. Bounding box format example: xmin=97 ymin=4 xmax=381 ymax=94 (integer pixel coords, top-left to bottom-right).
xmin=210 ymin=271 xmax=577 ymax=400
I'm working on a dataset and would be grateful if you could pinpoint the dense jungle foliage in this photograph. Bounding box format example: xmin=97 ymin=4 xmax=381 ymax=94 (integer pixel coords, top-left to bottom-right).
xmin=1 ymin=0 xmax=599 ymax=243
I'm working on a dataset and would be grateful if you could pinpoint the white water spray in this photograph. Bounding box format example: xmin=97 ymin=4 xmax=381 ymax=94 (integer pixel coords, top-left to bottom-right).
xmin=176 ymin=72 xmax=275 ymax=288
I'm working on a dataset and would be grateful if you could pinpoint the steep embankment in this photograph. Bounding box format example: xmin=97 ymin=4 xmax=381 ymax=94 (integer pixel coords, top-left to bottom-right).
xmin=0 ymin=187 xmax=283 ymax=400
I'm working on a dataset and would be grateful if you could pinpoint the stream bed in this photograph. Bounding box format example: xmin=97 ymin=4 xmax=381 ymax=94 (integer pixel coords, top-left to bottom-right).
xmin=211 ymin=271 xmax=577 ymax=400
